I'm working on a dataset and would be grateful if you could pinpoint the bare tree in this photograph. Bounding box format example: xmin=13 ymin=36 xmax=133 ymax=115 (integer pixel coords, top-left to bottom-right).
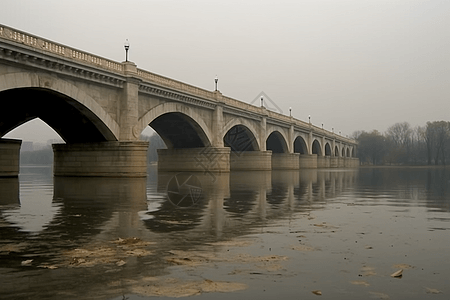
xmin=385 ymin=122 xmax=412 ymax=164
xmin=356 ymin=130 xmax=387 ymax=165
xmin=424 ymin=121 xmax=450 ymax=165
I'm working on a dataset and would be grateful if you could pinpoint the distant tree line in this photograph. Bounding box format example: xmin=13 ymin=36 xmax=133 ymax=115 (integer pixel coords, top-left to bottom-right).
xmin=354 ymin=121 xmax=450 ymax=166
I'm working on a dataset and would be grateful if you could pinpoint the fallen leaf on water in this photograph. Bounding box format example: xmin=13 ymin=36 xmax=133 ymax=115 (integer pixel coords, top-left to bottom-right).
xmin=425 ymin=287 xmax=442 ymax=294
xmin=21 ymin=259 xmax=33 ymax=266
xmin=312 ymin=290 xmax=322 ymax=295
xmin=390 ymin=269 xmax=403 ymax=278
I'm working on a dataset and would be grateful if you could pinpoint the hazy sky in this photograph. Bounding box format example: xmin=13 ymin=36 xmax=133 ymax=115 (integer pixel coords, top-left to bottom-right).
xmin=2 ymin=0 xmax=449 ymax=142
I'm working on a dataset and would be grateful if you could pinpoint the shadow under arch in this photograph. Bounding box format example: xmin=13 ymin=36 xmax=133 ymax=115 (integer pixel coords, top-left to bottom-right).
xmin=325 ymin=143 xmax=331 ymax=156
xmin=294 ymin=136 xmax=308 ymax=154
xmin=0 ymin=88 xmax=117 ymax=143
xmin=224 ymin=124 xmax=260 ymax=152
xmin=266 ymin=131 xmax=288 ymax=153
xmin=0 ymin=73 xmax=119 ymax=142
xmin=150 ymin=112 xmax=211 ymax=148
xmin=222 ymin=118 xmax=261 ymax=151
xmin=312 ymin=139 xmax=322 ymax=156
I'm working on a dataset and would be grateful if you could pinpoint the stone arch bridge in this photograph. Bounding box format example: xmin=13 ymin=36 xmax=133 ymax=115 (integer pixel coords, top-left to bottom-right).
xmin=0 ymin=25 xmax=358 ymax=177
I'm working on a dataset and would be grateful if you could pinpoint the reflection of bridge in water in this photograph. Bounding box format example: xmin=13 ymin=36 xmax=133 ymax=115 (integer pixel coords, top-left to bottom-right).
xmin=0 ymin=24 xmax=358 ymax=178
xmin=1 ymin=169 xmax=357 ymax=258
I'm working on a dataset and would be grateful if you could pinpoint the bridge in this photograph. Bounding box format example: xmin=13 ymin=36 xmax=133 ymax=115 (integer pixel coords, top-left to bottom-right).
xmin=0 ymin=24 xmax=358 ymax=177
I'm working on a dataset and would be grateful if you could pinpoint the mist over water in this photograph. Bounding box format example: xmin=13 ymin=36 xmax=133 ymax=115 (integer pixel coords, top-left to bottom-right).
xmin=0 ymin=166 xmax=449 ymax=299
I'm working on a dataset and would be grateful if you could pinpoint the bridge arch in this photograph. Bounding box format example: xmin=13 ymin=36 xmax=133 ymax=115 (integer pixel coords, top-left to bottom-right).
xmin=266 ymin=126 xmax=290 ymax=151
xmin=325 ymin=143 xmax=332 ymax=156
xmin=335 ymin=146 xmax=339 ymax=157
xmin=266 ymin=131 xmax=288 ymax=153
xmin=137 ymin=102 xmax=212 ymax=149
xmin=294 ymin=136 xmax=308 ymax=154
xmin=223 ymin=124 xmax=259 ymax=152
xmin=222 ymin=118 xmax=261 ymax=151
xmin=0 ymin=72 xmax=119 ymax=142
xmin=312 ymin=139 xmax=322 ymax=156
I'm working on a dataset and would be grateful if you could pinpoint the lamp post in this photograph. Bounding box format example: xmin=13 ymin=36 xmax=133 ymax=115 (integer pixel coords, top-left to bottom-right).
xmin=261 ymin=96 xmax=264 ymax=107
xmin=289 ymin=107 xmax=292 ymax=117
xmin=124 ymin=39 xmax=130 ymax=62
xmin=214 ymin=75 xmax=218 ymax=91
xmin=308 ymin=115 xmax=311 ymax=124
xmin=322 ymin=123 xmax=324 ymax=129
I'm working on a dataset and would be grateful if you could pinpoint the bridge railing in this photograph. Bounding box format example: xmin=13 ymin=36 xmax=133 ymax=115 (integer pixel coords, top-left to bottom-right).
xmin=0 ymin=24 xmax=123 ymax=73
xmin=221 ymin=96 xmax=262 ymax=115
xmin=137 ymin=68 xmax=217 ymax=100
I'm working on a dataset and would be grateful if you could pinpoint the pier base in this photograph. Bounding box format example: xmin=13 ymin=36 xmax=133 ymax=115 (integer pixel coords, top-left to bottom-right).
xmin=317 ymin=156 xmax=331 ymax=168
xmin=53 ymin=141 xmax=149 ymax=177
xmin=157 ymin=147 xmax=231 ymax=173
xmin=0 ymin=177 xmax=19 ymax=205
xmin=330 ymin=157 xmax=338 ymax=168
xmin=272 ymin=153 xmax=300 ymax=170
xmin=299 ymin=154 xmax=317 ymax=169
xmin=230 ymin=151 xmax=272 ymax=171
xmin=346 ymin=158 xmax=360 ymax=168
xmin=0 ymin=139 xmax=21 ymax=177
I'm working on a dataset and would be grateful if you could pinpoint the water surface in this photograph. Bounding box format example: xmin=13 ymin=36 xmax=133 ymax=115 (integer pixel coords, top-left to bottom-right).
xmin=0 ymin=166 xmax=449 ymax=299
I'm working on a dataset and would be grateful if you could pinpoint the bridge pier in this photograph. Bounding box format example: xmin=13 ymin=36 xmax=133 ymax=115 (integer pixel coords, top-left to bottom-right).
xmin=346 ymin=157 xmax=360 ymax=168
xmin=157 ymin=147 xmax=231 ymax=173
xmin=0 ymin=139 xmax=21 ymax=177
xmin=230 ymin=151 xmax=272 ymax=171
xmin=299 ymin=154 xmax=317 ymax=169
xmin=272 ymin=153 xmax=300 ymax=170
xmin=317 ymin=156 xmax=331 ymax=168
xmin=0 ymin=176 xmax=19 ymax=205
xmin=53 ymin=141 xmax=149 ymax=177
xmin=330 ymin=157 xmax=338 ymax=168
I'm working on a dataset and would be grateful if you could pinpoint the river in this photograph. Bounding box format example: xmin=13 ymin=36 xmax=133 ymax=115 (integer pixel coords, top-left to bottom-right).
xmin=0 ymin=166 xmax=449 ymax=299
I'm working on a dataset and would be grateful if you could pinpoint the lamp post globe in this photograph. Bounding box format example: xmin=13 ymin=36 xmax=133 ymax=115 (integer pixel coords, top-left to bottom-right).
xmin=124 ymin=39 xmax=130 ymax=62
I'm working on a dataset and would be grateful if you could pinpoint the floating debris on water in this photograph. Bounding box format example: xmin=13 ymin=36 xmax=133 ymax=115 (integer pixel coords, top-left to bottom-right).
xmin=390 ymin=269 xmax=403 ymax=278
